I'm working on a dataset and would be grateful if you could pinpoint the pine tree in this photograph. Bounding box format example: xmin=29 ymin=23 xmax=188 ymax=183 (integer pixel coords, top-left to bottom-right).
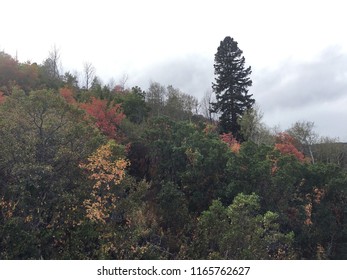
xmin=211 ymin=36 xmax=254 ymax=140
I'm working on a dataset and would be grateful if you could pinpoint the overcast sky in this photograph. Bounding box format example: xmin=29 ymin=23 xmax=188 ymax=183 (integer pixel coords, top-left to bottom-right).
xmin=1 ymin=0 xmax=347 ymax=140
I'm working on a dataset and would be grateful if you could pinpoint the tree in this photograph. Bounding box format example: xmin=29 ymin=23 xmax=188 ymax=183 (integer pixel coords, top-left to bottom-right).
xmin=193 ymin=194 xmax=295 ymax=259
xmin=238 ymin=105 xmax=274 ymax=145
xmin=314 ymin=136 xmax=346 ymax=166
xmin=79 ymin=141 xmax=129 ymax=224
xmin=275 ymin=133 xmax=306 ymax=162
xmin=113 ymin=89 xmax=149 ymax=124
xmin=59 ymin=87 xmax=77 ymax=104
xmin=40 ymin=46 xmax=63 ymax=89
xmin=79 ymin=97 xmax=125 ymax=139
xmin=47 ymin=45 xmax=61 ymax=80
xmin=181 ymin=92 xmax=199 ymax=119
xmin=200 ymin=90 xmax=214 ymax=121
xmin=220 ymin=132 xmax=241 ymax=153
xmin=17 ymin=61 xmax=40 ymax=92
xmin=0 ymin=51 xmax=41 ymax=93
xmin=146 ymin=82 xmax=166 ymax=116
xmin=287 ymin=121 xmax=318 ymax=163
xmin=164 ymin=85 xmax=198 ymax=121
xmin=83 ymin=62 xmax=95 ymax=90
xmin=211 ymin=36 xmax=254 ymax=139
xmin=0 ymin=51 xmax=20 ymax=94
xmin=63 ymin=71 xmax=79 ymax=90
xmin=118 ymin=73 xmax=129 ymax=90
xmin=164 ymin=85 xmax=183 ymax=120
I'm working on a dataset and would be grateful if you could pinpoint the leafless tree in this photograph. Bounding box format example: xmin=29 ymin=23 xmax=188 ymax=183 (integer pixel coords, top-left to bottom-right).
xmin=314 ymin=136 xmax=345 ymax=166
xmin=42 ymin=45 xmax=62 ymax=82
xmin=200 ymin=90 xmax=214 ymax=121
xmin=48 ymin=45 xmax=62 ymax=79
xmin=107 ymin=77 xmax=116 ymax=91
xmin=83 ymin=62 xmax=95 ymax=90
xmin=118 ymin=73 xmax=129 ymax=90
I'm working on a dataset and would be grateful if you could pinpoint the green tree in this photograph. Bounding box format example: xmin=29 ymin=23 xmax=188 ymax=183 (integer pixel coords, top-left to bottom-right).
xmin=191 ymin=200 xmax=229 ymax=259
xmin=211 ymin=36 xmax=254 ymax=139
xmin=193 ymin=194 xmax=295 ymax=259
xmin=114 ymin=89 xmax=149 ymax=124
xmin=63 ymin=71 xmax=79 ymax=90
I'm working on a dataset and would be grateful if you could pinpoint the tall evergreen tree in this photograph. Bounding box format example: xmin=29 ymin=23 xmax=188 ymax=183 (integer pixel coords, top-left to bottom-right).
xmin=211 ymin=36 xmax=254 ymax=140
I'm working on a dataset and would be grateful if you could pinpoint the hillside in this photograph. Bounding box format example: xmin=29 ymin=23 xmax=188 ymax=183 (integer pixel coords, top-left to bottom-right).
xmin=0 ymin=50 xmax=346 ymax=260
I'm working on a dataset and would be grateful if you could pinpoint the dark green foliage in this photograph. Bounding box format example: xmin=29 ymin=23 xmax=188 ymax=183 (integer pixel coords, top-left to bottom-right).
xmin=135 ymin=117 xmax=232 ymax=213
xmin=156 ymin=181 xmax=189 ymax=233
xmin=114 ymin=90 xmax=149 ymax=124
xmin=211 ymin=36 xmax=254 ymax=139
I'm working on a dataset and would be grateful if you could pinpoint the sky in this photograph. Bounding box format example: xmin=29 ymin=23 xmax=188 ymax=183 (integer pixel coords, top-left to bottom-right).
xmin=1 ymin=0 xmax=347 ymax=140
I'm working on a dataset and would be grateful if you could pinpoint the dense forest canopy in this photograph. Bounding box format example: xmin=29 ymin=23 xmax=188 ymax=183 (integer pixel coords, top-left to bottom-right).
xmin=0 ymin=39 xmax=346 ymax=259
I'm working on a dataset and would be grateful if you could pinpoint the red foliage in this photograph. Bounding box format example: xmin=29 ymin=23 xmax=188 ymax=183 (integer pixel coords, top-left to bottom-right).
xmin=80 ymin=97 xmax=125 ymax=138
xmin=220 ymin=132 xmax=241 ymax=153
xmin=59 ymin=87 xmax=76 ymax=104
xmin=275 ymin=133 xmax=305 ymax=162
xmin=0 ymin=91 xmax=6 ymax=104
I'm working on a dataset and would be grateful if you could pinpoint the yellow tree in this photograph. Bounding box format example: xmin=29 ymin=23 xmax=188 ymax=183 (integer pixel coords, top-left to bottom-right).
xmin=79 ymin=141 xmax=129 ymax=224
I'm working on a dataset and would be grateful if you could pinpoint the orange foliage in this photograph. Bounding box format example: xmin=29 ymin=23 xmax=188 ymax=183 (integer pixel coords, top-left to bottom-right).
xmin=304 ymin=201 xmax=313 ymax=226
xmin=313 ymin=187 xmax=325 ymax=204
xmin=59 ymin=87 xmax=76 ymax=104
xmin=275 ymin=133 xmax=305 ymax=162
xmin=303 ymin=187 xmax=325 ymax=226
xmin=79 ymin=142 xmax=129 ymax=223
xmin=79 ymin=97 xmax=125 ymax=139
xmin=220 ymin=132 xmax=241 ymax=153
xmin=0 ymin=91 xmax=6 ymax=104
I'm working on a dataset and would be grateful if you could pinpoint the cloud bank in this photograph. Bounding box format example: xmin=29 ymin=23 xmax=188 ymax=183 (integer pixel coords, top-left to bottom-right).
xmin=254 ymin=46 xmax=347 ymax=140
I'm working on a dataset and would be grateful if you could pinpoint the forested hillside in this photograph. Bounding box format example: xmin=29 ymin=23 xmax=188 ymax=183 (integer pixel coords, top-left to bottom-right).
xmin=0 ymin=42 xmax=346 ymax=259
